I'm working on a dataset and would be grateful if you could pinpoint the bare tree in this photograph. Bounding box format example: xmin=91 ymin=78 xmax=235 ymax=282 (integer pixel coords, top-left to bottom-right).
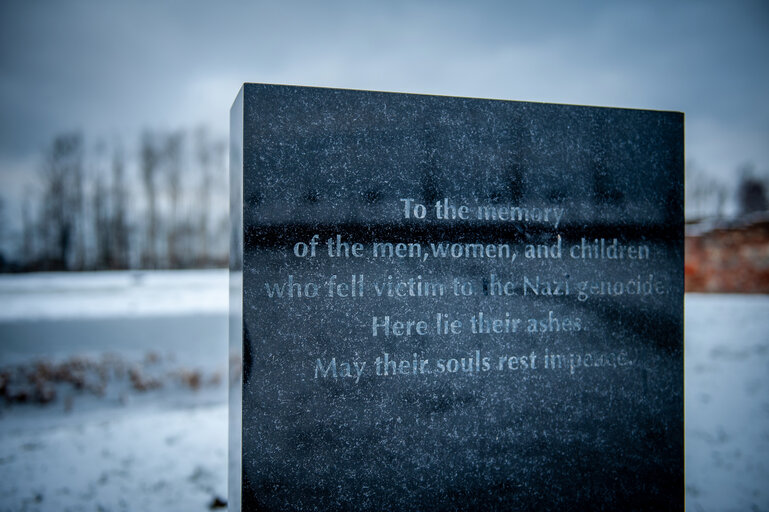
xmin=737 ymin=163 xmax=768 ymax=217
xmin=110 ymin=144 xmax=130 ymax=269
xmin=164 ymin=131 xmax=185 ymax=268
xmin=194 ymin=127 xmax=213 ymax=265
xmin=714 ymin=185 xmax=728 ymax=219
xmin=0 ymin=197 xmax=6 ymax=269
xmin=685 ymin=161 xmax=707 ymax=220
xmin=72 ymin=144 xmax=86 ymax=270
xmin=0 ymin=196 xmax=5 ymax=243
xmin=210 ymin=137 xmax=228 ymax=265
xmin=21 ymin=190 xmax=36 ymax=267
xmin=141 ymin=132 xmax=161 ymax=268
xmin=39 ymin=133 xmax=85 ymax=270
xmin=685 ymin=160 xmax=730 ymax=221
xmin=12 ymin=125 xmax=233 ymax=272
xmin=92 ymin=172 xmax=110 ymax=269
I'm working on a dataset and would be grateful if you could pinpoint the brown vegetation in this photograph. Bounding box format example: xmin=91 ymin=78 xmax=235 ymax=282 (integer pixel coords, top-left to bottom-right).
xmin=0 ymin=353 xmax=223 ymax=408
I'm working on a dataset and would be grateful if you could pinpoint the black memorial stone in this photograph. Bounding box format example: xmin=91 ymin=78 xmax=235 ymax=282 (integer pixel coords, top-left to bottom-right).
xmin=230 ymin=84 xmax=684 ymax=511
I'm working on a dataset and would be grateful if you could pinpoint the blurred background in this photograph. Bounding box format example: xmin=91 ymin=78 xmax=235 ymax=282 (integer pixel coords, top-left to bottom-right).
xmin=0 ymin=1 xmax=767 ymax=511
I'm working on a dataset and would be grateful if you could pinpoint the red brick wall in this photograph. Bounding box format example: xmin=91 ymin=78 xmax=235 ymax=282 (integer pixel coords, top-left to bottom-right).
xmin=685 ymin=221 xmax=769 ymax=293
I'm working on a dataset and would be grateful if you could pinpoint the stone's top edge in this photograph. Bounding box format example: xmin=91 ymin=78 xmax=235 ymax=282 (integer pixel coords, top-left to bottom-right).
xmin=237 ymin=82 xmax=684 ymax=117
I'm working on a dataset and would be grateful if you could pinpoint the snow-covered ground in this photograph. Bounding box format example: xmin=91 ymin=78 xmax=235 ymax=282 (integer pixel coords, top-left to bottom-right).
xmin=0 ymin=269 xmax=227 ymax=321
xmin=0 ymin=270 xmax=229 ymax=512
xmin=0 ymin=403 xmax=227 ymax=512
xmin=0 ymin=271 xmax=767 ymax=511
xmin=685 ymin=294 xmax=769 ymax=512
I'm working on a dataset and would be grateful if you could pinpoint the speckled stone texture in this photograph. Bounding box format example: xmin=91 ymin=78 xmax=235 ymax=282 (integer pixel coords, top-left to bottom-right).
xmin=230 ymin=84 xmax=683 ymax=511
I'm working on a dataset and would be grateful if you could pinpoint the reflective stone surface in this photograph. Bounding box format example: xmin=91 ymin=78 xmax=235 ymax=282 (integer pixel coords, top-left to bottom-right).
xmin=230 ymin=84 xmax=684 ymax=511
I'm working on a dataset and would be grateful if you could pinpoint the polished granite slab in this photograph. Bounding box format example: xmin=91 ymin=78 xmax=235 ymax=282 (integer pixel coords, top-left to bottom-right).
xmin=230 ymin=84 xmax=684 ymax=511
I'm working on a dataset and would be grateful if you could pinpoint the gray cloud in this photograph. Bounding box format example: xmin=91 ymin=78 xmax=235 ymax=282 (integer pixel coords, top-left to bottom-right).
xmin=0 ymin=0 xmax=767 ymax=176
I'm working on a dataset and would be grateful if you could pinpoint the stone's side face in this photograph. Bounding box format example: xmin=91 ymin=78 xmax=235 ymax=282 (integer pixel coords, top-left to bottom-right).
xmin=228 ymin=87 xmax=243 ymax=512
xmin=229 ymin=84 xmax=684 ymax=511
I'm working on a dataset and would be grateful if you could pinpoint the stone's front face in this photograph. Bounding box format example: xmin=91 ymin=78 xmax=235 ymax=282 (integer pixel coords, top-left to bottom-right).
xmin=230 ymin=84 xmax=684 ymax=511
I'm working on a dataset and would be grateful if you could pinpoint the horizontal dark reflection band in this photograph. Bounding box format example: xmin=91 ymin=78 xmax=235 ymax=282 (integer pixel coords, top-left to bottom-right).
xmin=243 ymin=222 xmax=681 ymax=247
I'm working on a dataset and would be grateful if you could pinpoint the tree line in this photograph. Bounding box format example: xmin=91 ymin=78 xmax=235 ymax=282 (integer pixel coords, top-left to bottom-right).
xmin=685 ymin=160 xmax=768 ymax=222
xmin=10 ymin=127 xmax=228 ymax=271
xmin=1 ymin=129 xmax=767 ymax=272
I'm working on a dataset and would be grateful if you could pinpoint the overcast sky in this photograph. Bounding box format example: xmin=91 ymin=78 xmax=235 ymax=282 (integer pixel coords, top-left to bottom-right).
xmin=1 ymin=0 xmax=768 ymax=229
